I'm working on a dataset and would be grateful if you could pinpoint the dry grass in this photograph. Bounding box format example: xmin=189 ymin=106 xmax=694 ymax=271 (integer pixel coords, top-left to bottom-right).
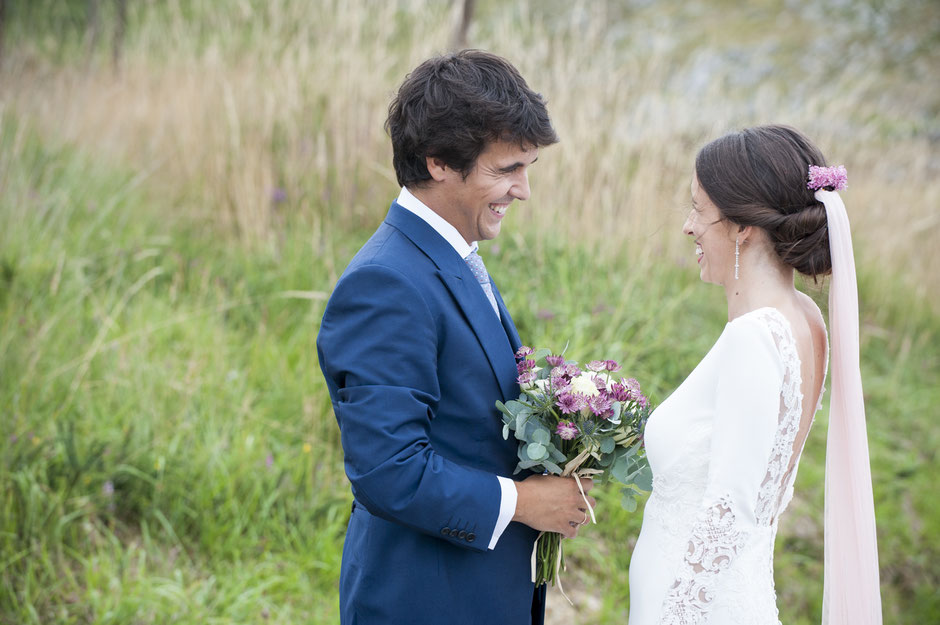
xmin=1 ymin=0 xmax=937 ymax=297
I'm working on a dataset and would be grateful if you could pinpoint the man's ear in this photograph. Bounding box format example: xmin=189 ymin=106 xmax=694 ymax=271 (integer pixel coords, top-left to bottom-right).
xmin=426 ymin=156 xmax=449 ymax=182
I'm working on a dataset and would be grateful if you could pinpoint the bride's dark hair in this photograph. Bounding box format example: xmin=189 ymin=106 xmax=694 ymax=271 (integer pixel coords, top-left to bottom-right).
xmin=695 ymin=125 xmax=832 ymax=278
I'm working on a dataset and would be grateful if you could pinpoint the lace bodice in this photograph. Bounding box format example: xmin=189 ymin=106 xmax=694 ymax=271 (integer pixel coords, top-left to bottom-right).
xmin=628 ymin=308 xmax=826 ymax=625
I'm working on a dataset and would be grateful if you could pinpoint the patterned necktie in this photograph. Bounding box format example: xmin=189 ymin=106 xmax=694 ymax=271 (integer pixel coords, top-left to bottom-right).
xmin=464 ymin=250 xmax=500 ymax=317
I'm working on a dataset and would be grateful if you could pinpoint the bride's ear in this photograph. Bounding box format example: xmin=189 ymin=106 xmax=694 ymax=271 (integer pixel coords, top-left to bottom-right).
xmin=737 ymin=224 xmax=754 ymax=244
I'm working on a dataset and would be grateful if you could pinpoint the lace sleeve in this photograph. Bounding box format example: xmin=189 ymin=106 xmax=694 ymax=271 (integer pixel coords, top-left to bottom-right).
xmin=660 ymin=317 xmax=784 ymax=624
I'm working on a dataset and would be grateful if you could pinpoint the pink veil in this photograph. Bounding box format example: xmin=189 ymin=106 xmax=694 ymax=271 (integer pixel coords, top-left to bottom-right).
xmin=816 ymin=188 xmax=883 ymax=624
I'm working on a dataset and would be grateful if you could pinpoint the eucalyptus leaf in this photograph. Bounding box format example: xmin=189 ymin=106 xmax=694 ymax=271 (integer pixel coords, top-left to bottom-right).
xmin=526 ymin=443 xmax=547 ymax=460
xmin=502 ymin=423 xmax=510 ymax=440
xmin=542 ymin=460 xmax=563 ymax=475
xmin=599 ymin=436 xmax=615 ymax=454
xmin=634 ymin=465 xmax=653 ymax=491
xmin=621 ymin=489 xmax=638 ymax=512
xmin=549 ymin=446 xmax=566 ymax=463
xmin=532 ymin=428 xmax=551 ymax=445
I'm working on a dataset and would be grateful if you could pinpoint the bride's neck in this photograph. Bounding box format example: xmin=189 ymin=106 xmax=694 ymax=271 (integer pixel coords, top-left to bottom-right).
xmin=724 ymin=254 xmax=797 ymax=321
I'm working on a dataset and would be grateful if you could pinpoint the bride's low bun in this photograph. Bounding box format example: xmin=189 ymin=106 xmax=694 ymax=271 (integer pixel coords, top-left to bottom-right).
xmin=695 ymin=125 xmax=835 ymax=280
xmin=772 ymin=203 xmax=832 ymax=277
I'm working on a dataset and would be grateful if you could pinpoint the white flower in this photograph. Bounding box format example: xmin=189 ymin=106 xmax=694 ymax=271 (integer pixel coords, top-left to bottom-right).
xmin=569 ymin=373 xmax=601 ymax=397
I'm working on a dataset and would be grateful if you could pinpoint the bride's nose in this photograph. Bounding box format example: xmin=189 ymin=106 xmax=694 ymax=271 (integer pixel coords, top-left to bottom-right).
xmin=682 ymin=212 xmax=694 ymax=236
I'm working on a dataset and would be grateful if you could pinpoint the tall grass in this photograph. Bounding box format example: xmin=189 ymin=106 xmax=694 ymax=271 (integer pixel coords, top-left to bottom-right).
xmin=1 ymin=0 xmax=938 ymax=623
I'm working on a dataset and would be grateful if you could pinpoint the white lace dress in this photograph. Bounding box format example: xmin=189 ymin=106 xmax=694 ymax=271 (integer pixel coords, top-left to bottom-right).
xmin=628 ymin=308 xmax=825 ymax=625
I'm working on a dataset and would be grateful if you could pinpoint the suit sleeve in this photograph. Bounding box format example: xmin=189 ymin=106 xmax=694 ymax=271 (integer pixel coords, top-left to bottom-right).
xmin=317 ymin=262 xmax=501 ymax=552
xmin=659 ymin=317 xmax=783 ymax=622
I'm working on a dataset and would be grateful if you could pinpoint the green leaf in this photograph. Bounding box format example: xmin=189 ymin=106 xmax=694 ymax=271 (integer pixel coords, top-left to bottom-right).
xmin=633 ymin=464 xmax=653 ymax=491
xmin=526 ymin=442 xmax=547 ymax=460
xmin=621 ymin=488 xmax=638 ymax=512
xmin=502 ymin=423 xmax=510 ymax=440
xmin=599 ymin=436 xmax=616 ymax=454
xmin=532 ymin=428 xmax=551 ymax=445
xmin=549 ymin=446 xmax=566 ymax=463
xmin=542 ymin=460 xmax=563 ymax=475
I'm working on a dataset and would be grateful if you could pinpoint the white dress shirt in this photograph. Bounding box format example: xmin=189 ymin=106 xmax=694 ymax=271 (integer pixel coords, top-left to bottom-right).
xmin=396 ymin=186 xmax=517 ymax=550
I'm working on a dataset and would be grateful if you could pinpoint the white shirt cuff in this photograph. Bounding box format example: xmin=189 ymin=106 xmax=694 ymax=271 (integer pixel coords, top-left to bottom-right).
xmin=488 ymin=476 xmax=518 ymax=550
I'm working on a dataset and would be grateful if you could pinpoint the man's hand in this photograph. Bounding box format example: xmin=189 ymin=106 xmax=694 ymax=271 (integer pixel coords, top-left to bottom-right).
xmin=512 ymin=474 xmax=596 ymax=538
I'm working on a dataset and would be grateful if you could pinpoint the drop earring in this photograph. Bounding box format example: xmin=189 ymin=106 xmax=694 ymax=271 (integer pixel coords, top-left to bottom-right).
xmin=734 ymin=237 xmax=740 ymax=280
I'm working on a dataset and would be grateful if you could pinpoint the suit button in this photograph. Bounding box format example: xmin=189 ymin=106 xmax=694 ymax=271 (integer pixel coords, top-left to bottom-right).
xmin=441 ymin=527 xmax=450 ymax=536
xmin=467 ymin=533 xmax=476 ymax=543
xmin=458 ymin=530 xmax=467 ymax=539
xmin=449 ymin=529 xmax=459 ymax=537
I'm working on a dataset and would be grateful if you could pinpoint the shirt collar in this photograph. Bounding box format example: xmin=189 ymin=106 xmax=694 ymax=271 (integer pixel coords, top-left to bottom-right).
xmin=397 ymin=186 xmax=477 ymax=258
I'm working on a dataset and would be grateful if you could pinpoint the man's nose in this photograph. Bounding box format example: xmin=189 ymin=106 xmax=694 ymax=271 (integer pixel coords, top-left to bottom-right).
xmin=512 ymin=170 xmax=531 ymax=201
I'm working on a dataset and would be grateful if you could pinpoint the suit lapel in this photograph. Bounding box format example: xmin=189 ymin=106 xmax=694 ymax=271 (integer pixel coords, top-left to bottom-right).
xmin=385 ymin=203 xmax=520 ymax=403
xmin=492 ymin=282 xmax=522 ymax=353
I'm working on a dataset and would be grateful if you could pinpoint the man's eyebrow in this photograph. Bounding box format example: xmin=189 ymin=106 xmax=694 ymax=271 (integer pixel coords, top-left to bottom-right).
xmin=498 ymin=156 xmax=538 ymax=173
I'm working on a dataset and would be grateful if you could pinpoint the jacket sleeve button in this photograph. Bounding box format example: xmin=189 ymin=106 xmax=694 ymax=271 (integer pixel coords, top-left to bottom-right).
xmin=449 ymin=528 xmax=459 ymax=537
xmin=467 ymin=533 xmax=476 ymax=543
xmin=441 ymin=527 xmax=450 ymax=536
xmin=458 ymin=530 xmax=467 ymax=539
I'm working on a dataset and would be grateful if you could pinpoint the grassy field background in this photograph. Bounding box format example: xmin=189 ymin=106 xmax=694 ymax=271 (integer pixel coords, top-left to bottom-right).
xmin=1 ymin=0 xmax=938 ymax=623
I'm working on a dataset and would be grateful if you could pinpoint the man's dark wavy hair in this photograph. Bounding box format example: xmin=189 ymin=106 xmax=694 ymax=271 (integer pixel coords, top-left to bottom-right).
xmin=385 ymin=49 xmax=559 ymax=188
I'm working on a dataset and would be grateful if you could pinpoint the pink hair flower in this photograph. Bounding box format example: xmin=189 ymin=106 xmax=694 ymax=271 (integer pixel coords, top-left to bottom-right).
xmin=807 ymin=165 xmax=848 ymax=191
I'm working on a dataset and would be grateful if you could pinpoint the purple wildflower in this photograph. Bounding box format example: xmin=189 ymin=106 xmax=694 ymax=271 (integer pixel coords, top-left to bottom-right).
xmin=545 ymin=355 xmax=565 ymax=367
xmin=807 ymin=165 xmax=848 ymax=191
xmin=556 ymin=393 xmax=584 ymax=415
xmin=588 ymin=394 xmax=613 ymax=418
xmin=102 ymin=481 xmax=114 ymax=497
xmin=517 ymin=371 xmax=536 ymax=385
xmin=517 ymin=359 xmax=536 ymax=374
xmin=270 ymin=187 xmax=288 ymax=204
xmin=609 ymin=383 xmax=630 ymax=402
xmin=265 ymin=454 xmax=274 ymax=469
xmin=587 ymin=360 xmax=607 ymax=372
xmin=622 ymin=377 xmax=642 ymax=397
xmin=515 ymin=346 xmax=534 ymax=359
xmin=564 ymin=364 xmax=582 ymax=378
xmin=605 ymin=360 xmax=622 ymax=372
xmin=536 ymin=309 xmax=556 ymax=321
xmin=556 ymin=421 xmax=579 ymax=440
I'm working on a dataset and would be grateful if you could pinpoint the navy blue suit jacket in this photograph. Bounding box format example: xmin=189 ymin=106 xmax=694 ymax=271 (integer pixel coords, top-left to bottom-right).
xmin=317 ymin=202 xmax=544 ymax=624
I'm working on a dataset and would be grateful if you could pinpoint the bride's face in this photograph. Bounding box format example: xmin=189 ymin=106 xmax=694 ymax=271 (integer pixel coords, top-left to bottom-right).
xmin=683 ymin=173 xmax=738 ymax=286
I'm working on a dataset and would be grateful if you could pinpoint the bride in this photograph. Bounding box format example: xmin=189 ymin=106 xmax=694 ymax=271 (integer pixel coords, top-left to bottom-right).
xmin=628 ymin=126 xmax=882 ymax=624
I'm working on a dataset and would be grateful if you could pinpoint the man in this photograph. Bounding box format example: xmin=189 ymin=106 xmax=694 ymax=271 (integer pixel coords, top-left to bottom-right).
xmin=317 ymin=49 xmax=594 ymax=625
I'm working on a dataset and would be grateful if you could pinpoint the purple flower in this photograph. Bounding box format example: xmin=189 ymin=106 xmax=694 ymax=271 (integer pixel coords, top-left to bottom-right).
xmin=564 ymin=364 xmax=582 ymax=378
xmin=807 ymin=165 xmax=848 ymax=191
xmin=517 ymin=359 xmax=536 ymax=373
xmin=552 ymin=378 xmax=571 ymax=395
xmin=536 ymin=309 xmax=555 ymax=321
xmin=605 ymin=360 xmax=622 ymax=372
xmin=269 ymin=187 xmax=288 ymax=204
xmin=515 ymin=346 xmax=534 ymax=359
xmin=517 ymin=371 xmax=536 ymax=385
xmin=556 ymin=393 xmax=584 ymax=415
xmin=265 ymin=454 xmax=274 ymax=469
xmin=102 ymin=481 xmax=114 ymax=497
xmin=545 ymin=355 xmax=565 ymax=367
xmin=556 ymin=421 xmax=579 ymax=440
xmin=588 ymin=394 xmax=613 ymax=418
xmin=622 ymin=377 xmax=642 ymax=396
xmin=609 ymin=383 xmax=630 ymax=402
xmin=587 ymin=360 xmax=607 ymax=372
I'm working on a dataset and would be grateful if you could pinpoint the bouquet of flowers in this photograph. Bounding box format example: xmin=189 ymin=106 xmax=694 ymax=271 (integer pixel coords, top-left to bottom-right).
xmin=497 ymin=346 xmax=653 ymax=592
